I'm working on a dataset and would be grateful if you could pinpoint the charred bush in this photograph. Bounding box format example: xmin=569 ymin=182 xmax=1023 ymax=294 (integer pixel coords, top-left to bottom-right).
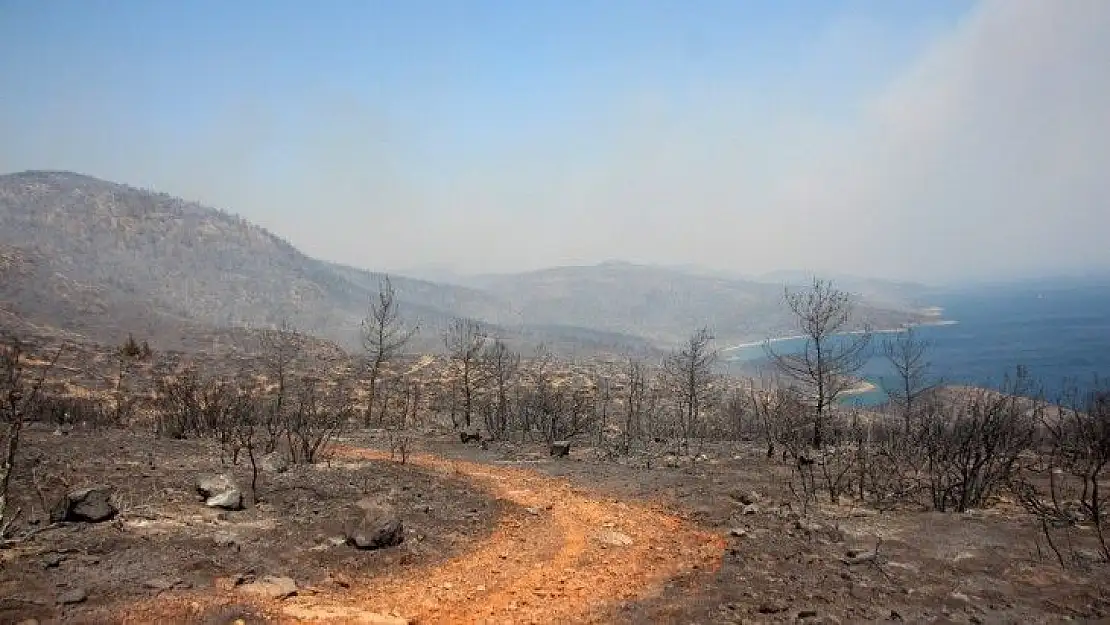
xmin=154 ymin=368 xmax=246 ymax=440
xmin=1015 ymin=382 xmax=1110 ymax=565
xmin=285 ymin=375 xmax=349 ymax=464
xmin=27 ymin=395 xmax=113 ymax=428
xmin=918 ymin=372 xmax=1039 ymax=512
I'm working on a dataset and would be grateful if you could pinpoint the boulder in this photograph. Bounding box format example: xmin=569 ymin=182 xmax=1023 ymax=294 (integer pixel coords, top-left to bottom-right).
xmin=196 ymin=474 xmax=236 ymax=497
xmin=345 ymin=499 xmax=404 ymax=550
xmin=550 ymin=441 xmax=571 ymax=457
xmin=196 ymin=474 xmax=244 ymax=510
xmin=206 ymin=489 xmax=244 ymax=510
xmin=50 ymin=486 xmax=117 ymax=523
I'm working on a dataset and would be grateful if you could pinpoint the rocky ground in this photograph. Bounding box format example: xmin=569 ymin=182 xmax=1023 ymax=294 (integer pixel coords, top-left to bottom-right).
xmin=0 ymin=427 xmax=1107 ymax=624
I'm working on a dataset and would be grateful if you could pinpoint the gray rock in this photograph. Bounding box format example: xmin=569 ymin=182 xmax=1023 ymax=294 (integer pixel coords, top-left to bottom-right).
xmin=550 ymin=440 xmax=571 ymax=457
xmin=206 ymin=489 xmax=244 ymax=511
xmin=729 ymin=527 xmax=748 ymax=538
xmin=196 ymin=474 xmax=244 ymax=510
xmin=238 ymin=575 xmax=297 ymax=599
xmin=844 ymin=548 xmax=878 ymax=565
xmin=596 ymin=530 xmax=633 ymax=547
xmin=196 ymin=473 xmax=236 ymax=498
xmin=731 ymin=489 xmax=762 ymax=506
xmin=50 ymin=486 xmax=118 ymax=523
xmin=741 ymin=503 xmax=760 ymax=515
xmin=42 ymin=552 xmax=65 ymax=568
xmin=345 ymin=500 xmax=404 ymax=550
xmin=57 ymin=588 xmax=87 ymax=605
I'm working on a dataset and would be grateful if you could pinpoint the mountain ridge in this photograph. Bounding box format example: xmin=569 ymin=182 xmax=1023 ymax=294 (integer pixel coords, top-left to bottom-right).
xmin=0 ymin=170 xmax=933 ymax=357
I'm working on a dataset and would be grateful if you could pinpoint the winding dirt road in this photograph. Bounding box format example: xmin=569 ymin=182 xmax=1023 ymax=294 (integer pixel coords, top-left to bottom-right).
xmin=120 ymin=446 xmax=726 ymax=624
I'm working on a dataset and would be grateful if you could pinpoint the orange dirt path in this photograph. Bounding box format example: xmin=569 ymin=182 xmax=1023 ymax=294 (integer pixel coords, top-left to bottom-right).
xmin=119 ymin=446 xmax=726 ymax=624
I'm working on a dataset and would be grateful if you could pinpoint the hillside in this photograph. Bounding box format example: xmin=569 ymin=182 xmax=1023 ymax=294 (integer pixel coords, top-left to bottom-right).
xmin=0 ymin=171 xmax=932 ymax=357
xmin=0 ymin=171 xmax=528 ymax=352
xmin=0 ymin=242 xmax=194 ymax=345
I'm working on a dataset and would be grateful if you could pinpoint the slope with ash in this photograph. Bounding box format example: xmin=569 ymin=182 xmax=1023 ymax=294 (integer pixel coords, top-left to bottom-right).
xmin=0 ymin=171 xmax=510 ymax=351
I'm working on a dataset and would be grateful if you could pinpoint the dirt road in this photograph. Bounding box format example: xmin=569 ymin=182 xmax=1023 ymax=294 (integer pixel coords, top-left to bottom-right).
xmin=281 ymin=446 xmax=726 ymax=624
xmin=109 ymin=444 xmax=725 ymax=624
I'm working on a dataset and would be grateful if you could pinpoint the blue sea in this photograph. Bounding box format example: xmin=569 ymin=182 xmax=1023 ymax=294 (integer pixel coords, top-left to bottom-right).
xmin=725 ymin=277 xmax=1110 ymax=406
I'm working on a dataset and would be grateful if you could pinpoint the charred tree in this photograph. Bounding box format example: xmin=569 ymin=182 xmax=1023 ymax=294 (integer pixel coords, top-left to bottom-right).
xmin=765 ymin=279 xmax=871 ymax=449
xmin=444 ymin=318 xmax=486 ymax=429
xmin=361 ymin=275 xmax=417 ymax=427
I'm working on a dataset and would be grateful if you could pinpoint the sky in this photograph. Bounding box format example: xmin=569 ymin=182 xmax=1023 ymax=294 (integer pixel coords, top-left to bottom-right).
xmin=1 ymin=0 xmax=1108 ymax=284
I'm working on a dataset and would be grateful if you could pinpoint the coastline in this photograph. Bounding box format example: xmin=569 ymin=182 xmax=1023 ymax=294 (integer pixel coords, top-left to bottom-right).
xmin=720 ymin=317 xmax=958 ymax=353
xmin=841 ymin=379 xmax=878 ymax=397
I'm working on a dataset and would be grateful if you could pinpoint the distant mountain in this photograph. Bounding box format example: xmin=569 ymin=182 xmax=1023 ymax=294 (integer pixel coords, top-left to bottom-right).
xmin=468 ymin=261 xmax=932 ymax=348
xmin=755 ymin=270 xmax=935 ymax=310
xmin=383 ymin=262 xmax=478 ymax=287
xmin=0 ymin=171 xmax=934 ymax=357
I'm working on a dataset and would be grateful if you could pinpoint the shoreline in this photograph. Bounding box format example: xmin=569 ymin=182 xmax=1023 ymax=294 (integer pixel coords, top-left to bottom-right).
xmin=841 ymin=379 xmax=879 ymax=397
xmin=720 ymin=318 xmax=959 ymax=353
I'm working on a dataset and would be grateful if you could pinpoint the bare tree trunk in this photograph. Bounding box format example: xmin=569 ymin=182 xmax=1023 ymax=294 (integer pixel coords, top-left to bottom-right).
xmin=664 ymin=328 xmax=717 ymax=455
xmin=765 ymin=279 xmax=871 ymax=450
xmin=362 ymin=276 xmax=418 ymax=429
xmin=366 ymin=372 xmax=378 ymax=427
xmin=247 ymin=438 xmax=259 ymax=504
xmin=1 ymin=339 xmax=64 ymax=536
xmin=445 ymin=318 xmax=486 ymax=431
xmin=0 ymin=416 xmax=22 ymax=534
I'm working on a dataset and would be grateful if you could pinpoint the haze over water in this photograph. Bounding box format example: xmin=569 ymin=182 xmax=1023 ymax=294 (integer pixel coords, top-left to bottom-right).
xmin=727 ymin=277 xmax=1110 ymax=405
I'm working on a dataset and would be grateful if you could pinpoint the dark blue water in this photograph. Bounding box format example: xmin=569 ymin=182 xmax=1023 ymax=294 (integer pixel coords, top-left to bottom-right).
xmin=725 ymin=278 xmax=1110 ymax=405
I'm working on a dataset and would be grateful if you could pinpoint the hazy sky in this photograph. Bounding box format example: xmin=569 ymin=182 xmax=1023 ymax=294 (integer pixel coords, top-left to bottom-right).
xmin=2 ymin=0 xmax=1108 ymax=283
